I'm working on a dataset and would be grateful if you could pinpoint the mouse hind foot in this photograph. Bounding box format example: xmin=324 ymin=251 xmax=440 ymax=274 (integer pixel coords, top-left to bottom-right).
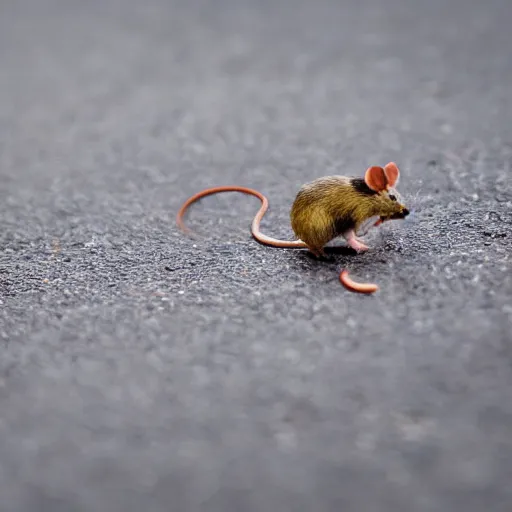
xmin=308 ymin=247 xmax=328 ymax=259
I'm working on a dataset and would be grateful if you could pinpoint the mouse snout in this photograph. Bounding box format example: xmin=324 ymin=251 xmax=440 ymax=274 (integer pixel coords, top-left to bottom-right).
xmin=389 ymin=205 xmax=409 ymax=220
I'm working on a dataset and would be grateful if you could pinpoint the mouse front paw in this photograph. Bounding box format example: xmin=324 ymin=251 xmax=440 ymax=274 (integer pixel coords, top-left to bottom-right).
xmin=348 ymin=238 xmax=369 ymax=253
xmin=344 ymin=229 xmax=370 ymax=253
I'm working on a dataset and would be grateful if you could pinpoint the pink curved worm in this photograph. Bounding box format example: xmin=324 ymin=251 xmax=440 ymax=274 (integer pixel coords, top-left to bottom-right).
xmin=339 ymin=270 xmax=379 ymax=294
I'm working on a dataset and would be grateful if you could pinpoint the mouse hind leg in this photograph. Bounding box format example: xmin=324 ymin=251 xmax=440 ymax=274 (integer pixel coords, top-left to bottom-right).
xmin=307 ymin=246 xmax=329 ymax=259
xmin=295 ymin=229 xmax=329 ymax=258
xmin=303 ymin=229 xmax=336 ymax=260
xmin=290 ymin=207 xmax=337 ymax=259
xmin=293 ymin=221 xmax=333 ymax=259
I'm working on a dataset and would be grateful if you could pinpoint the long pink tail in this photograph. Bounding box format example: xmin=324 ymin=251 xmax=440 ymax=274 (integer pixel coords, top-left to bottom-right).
xmin=176 ymin=186 xmax=307 ymax=249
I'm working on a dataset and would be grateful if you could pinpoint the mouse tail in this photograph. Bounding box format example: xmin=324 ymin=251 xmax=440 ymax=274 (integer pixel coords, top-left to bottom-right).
xmin=176 ymin=186 xmax=308 ymax=249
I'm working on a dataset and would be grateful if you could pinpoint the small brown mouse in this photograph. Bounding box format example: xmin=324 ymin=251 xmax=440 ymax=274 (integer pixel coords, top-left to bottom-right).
xmin=177 ymin=162 xmax=409 ymax=259
xmin=289 ymin=162 xmax=409 ymax=257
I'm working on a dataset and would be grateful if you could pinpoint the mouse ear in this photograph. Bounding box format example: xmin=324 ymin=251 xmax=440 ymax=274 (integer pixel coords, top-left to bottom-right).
xmin=383 ymin=162 xmax=400 ymax=187
xmin=364 ymin=166 xmax=387 ymax=192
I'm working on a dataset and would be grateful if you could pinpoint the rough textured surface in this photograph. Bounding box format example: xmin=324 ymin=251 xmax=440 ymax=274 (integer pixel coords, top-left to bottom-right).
xmin=1 ymin=0 xmax=512 ymax=510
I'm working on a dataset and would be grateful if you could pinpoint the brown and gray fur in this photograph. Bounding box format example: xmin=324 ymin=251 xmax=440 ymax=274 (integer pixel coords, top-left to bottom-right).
xmin=290 ymin=175 xmax=407 ymax=256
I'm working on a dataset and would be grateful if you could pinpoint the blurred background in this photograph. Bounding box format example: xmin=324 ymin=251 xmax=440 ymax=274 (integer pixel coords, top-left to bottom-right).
xmin=1 ymin=0 xmax=511 ymax=511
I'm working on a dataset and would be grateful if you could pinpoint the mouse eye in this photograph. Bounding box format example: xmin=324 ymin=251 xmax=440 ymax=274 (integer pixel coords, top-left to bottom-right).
xmin=389 ymin=194 xmax=397 ymax=201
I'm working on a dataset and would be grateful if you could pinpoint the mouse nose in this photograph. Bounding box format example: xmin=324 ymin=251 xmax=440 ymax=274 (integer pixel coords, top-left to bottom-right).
xmin=402 ymin=207 xmax=410 ymax=217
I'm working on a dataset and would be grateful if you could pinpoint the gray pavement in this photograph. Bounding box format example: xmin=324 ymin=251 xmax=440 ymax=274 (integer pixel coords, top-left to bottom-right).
xmin=1 ymin=0 xmax=512 ymax=510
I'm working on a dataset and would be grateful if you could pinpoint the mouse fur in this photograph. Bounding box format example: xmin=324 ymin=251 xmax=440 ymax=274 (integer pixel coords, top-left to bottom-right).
xmin=290 ymin=170 xmax=408 ymax=257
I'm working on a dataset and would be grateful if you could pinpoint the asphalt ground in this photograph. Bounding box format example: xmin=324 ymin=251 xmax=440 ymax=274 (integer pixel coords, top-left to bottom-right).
xmin=1 ymin=0 xmax=512 ymax=510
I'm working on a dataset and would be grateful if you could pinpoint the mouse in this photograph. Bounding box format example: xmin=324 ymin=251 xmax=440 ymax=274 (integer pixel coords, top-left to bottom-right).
xmin=176 ymin=162 xmax=409 ymax=260
xmin=289 ymin=162 xmax=409 ymax=257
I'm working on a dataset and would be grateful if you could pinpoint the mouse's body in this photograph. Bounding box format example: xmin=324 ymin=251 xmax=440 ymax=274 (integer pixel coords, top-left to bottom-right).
xmin=290 ymin=165 xmax=409 ymax=257
xmin=290 ymin=176 xmax=378 ymax=256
